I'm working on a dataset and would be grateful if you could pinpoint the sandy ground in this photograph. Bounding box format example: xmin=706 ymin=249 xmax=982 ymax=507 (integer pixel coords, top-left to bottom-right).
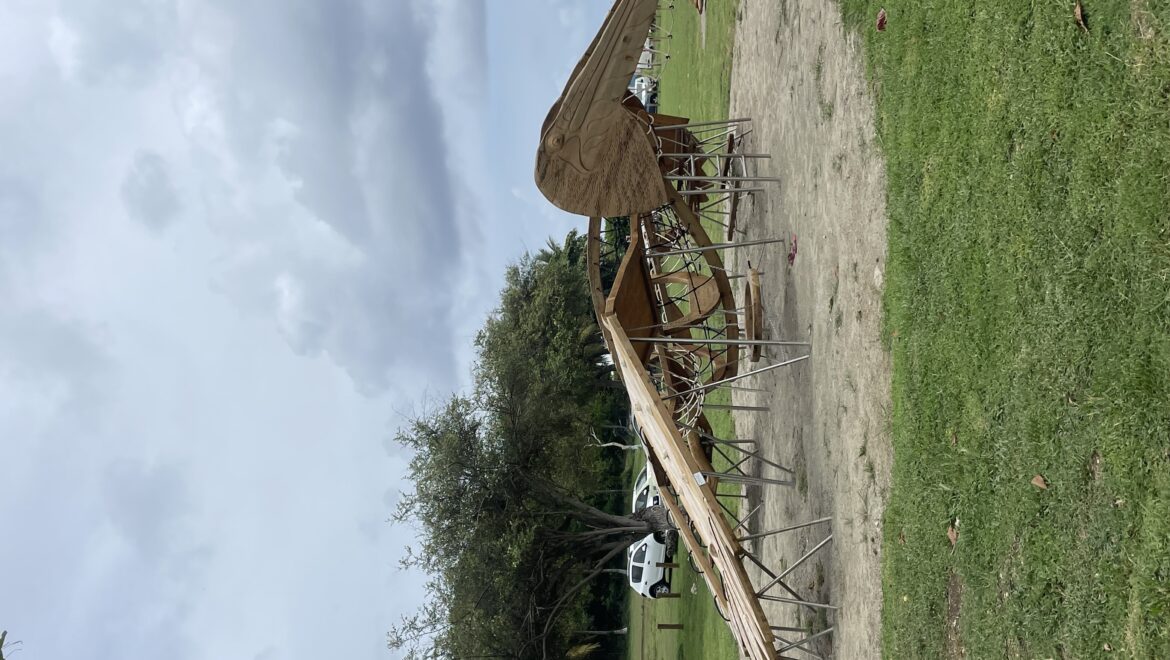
xmin=722 ymin=1 xmax=892 ymax=657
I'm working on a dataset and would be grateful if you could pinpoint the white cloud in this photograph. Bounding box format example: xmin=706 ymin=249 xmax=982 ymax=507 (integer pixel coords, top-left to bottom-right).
xmin=0 ymin=2 xmax=612 ymax=659
xmin=51 ymin=0 xmax=178 ymax=86
xmin=47 ymin=16 xmax=81 ymax=79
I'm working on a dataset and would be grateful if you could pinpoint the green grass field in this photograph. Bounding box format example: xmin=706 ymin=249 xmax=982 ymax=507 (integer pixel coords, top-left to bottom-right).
xmin=838 ymin=2 xmax=1170 ymax=657
xmin=656 ymin=0 xmax=738 ymax=122
xmin=623 ymin=2 xmax=743 ymax=659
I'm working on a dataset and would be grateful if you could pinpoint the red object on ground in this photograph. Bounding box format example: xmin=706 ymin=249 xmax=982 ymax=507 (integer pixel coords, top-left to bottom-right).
xmin=876 ymin=8 xmax=888 ymax=31
xmin=787 ymin=234 xmax=798 ymax=266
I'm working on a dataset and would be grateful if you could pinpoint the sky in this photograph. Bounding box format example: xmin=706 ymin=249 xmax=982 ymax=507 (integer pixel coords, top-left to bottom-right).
xmin=0 ymin=1 xmax=609 ymax=658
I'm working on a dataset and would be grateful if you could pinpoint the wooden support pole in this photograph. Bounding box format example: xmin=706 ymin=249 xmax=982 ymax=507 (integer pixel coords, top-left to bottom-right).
xmin=657 ymin=623 xmax=684 ymax=630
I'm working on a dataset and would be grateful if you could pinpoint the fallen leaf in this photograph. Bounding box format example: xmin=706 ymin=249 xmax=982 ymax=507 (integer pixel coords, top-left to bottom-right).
xmin=1031 ymin=474 xmax=1049 ymax=490
xmin=1074 ymin=1 xmax=1088 ymax=32
xmin=950 ymin=430 xmax=958 ymax=447
xmin=898 ymin=529 xmax=906 ymax=545
xmin=787 ymin=234 xmax=798 ymax=266
xmin=876 ymin=8 xmax=888 ymax=32
xmin=1103 ymin=642 xmax=1113 ymax=652
xmin=947 ymin=524 xmax=958 ymax=547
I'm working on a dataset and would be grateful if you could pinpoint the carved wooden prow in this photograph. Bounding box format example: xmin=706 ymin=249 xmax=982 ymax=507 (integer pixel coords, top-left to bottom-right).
xmin=534 ymin=0 xmax=670 ymax=217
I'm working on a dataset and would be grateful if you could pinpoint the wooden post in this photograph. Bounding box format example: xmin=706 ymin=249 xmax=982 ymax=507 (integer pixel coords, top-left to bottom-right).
xmin=658 ymin=592 xmax=681 ymax=599
xmin=656 ymin=561 xmax=679 ymax=569
xmin=657 ymin=623 xmax=684 ymax=630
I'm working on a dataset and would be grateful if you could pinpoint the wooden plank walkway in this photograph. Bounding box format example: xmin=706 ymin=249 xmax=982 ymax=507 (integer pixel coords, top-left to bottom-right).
xmin=604 ymin=314 xmax=777 ymax=660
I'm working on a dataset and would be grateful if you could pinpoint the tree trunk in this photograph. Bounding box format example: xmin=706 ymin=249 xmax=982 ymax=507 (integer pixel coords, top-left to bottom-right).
xmin=575 ymin=627 xmax=628 ymax=637
xmin=632 ymin=504 xmax=673 ymax=533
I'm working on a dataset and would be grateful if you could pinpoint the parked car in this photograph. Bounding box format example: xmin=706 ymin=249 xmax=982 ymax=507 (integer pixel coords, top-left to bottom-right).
xmin=632 ymin=464 xmax=662 ymax=514
xmin=637 ymin=41 xmax=655 ymax=71
xmin=628 ymin=465 xmax=673 ymax=598
xmin=628 ymin=535 xmax=673 ymax=599
xmin=628 ymin=74 xmax=659 ymax=114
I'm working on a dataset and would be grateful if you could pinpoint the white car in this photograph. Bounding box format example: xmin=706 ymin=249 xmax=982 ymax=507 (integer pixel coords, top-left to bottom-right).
xmin=628 ymin=465 xmax=673 ymax=598
xmin=632 ymin=463 xmax=661 ymax=513
xmin=636 ymin=38 xmax=657 ymax=73
xmin=628 ymin=75 xmax=658 ymax=114
xmin=637 ymin=42 xmax=654 ymax=71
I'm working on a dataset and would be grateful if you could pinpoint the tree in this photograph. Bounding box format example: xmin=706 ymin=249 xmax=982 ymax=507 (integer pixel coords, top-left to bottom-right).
xmin=388 ymin=399 xmax=674 ymax=659
xmin=0 ymin=630 xmax=22 ymax=660
xmin=387 ymin=231 xmax=663 ymax=659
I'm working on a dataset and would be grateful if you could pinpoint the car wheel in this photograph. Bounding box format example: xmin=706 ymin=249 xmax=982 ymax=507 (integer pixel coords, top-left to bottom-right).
xmin=651 ymin=582 xmax=671 ymax=599
xmin=652 ymin=531 xmax=666 ymax=544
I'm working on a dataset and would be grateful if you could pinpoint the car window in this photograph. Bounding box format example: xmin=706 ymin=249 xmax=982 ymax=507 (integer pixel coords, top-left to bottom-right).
xmin=635 ymin=487 xmax=649 ymax=511
xmin=632 ymin=543 xmax=647 ymax=564
xmin=630 ymin=565 xmax=644 ymax=584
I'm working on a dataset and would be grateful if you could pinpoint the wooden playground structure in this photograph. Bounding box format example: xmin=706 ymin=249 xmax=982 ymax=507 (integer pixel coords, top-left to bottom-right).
xmin=534 ymin=1 xmax=836 ymax=658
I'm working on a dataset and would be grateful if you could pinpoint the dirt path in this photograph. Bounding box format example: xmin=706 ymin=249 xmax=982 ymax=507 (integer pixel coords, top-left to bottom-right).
xmin=724 ymin=1 xmax=892 ymax=657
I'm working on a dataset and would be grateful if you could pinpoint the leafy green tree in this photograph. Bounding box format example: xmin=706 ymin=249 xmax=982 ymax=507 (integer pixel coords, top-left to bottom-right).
xmin=387 ymin=231 xmax=673 ymax=659
xmin=389 ymin=399 xmax=673 ymax=659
